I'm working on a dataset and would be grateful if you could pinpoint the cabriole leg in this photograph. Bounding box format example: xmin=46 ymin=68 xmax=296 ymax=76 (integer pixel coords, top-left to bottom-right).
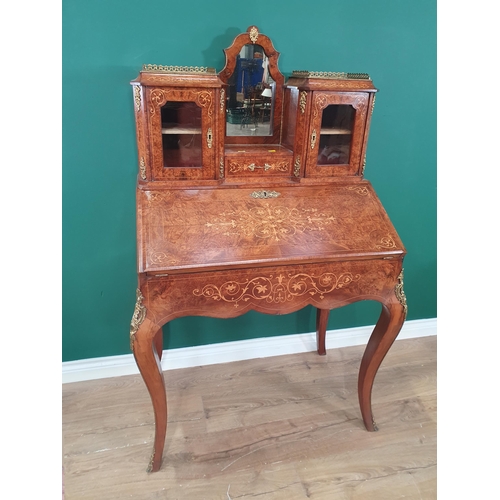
xmin=132 ymin=319 xmax=167 ymax=472
xmin=358 ymin=288 xmax=407 ymax=432
xmin=130 ymin=289 xmax=167 ymax=473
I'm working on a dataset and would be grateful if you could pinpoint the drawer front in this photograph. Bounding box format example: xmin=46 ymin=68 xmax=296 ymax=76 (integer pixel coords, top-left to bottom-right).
xmin=226 ymin=156 xmax=292 ymax=177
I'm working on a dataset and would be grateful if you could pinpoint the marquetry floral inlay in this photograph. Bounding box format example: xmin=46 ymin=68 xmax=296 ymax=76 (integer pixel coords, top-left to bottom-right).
xmin=149 ymin=89 xmax=213 ymax=117
xmin=193 ymin=272 xmax=360 ymax=307
xmin=375 ymin=235 xmax=396 ymax=249
xmin=228 ymin=160 xmax=288 ymax=174
xmin=205 ymin=203 xmax=336 ymax=241
xmin=346 ymin=185 xmax=369 ymax=196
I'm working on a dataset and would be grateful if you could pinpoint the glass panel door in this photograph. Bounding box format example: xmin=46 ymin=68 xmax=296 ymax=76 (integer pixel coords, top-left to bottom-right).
xmin=161 ymin=102 xmax=202 ymax=169
xmin=317 ymin=104 xmax=354 ymax=165
xmin=305 ymin=92 xmax=369 ymax=177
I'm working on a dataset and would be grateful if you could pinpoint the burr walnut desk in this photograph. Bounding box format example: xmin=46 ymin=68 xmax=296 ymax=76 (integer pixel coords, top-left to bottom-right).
xmin=129 ymin=26 xmax=407 ymax=472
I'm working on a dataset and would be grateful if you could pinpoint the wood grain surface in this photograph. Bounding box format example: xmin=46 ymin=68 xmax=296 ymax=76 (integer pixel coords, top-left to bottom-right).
xmin=62 ymin=336 xmax=436 ymax=499
xmin=138 ymin=182 xmax=405 ymax=274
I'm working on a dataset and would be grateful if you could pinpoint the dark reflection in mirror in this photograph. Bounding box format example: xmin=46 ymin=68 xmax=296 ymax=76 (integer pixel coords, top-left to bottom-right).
xmin=226 ymin=44 xmax=274 ymax=136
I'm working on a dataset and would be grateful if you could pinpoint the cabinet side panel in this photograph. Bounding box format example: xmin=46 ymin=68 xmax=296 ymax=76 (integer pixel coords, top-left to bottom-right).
xmin=358 ymin=92 xmax=377 ymax=177
xmin=282 ymin=88 xmax=298 ymax=150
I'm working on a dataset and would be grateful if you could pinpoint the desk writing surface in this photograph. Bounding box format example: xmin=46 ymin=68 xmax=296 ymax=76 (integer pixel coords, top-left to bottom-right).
xmin=137 ymin=181 xmax=405 ymax=274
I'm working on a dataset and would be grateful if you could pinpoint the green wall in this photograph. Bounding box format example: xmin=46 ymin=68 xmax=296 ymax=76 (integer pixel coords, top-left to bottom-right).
xmin=63 ymin=0 xmax=436 ymax=362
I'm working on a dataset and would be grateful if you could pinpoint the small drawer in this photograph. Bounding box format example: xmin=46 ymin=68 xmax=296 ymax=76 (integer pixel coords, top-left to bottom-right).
xmin=226 ymin=156 xmax=292 ymax=177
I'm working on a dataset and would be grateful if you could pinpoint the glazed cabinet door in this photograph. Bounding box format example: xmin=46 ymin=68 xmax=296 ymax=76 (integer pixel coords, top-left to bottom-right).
xmin=147 ymin=87 xmax=216 ymax=180
xmin=305 ymin=92 xmax=369 ymax=177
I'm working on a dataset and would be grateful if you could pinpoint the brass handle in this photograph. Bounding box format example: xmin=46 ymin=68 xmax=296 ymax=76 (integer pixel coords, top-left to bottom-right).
xmin=311 ymin=129 xmax=317 ymax=150
xmin=247 ymin=163 xmax=272 ymax=172
xmin=207 ymin=128 xmax=213 ymax=149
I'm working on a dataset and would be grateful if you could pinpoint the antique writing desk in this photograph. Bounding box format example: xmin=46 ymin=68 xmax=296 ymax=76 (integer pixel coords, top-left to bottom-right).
xmin=129 ymin=27 xmax=407 ymax=472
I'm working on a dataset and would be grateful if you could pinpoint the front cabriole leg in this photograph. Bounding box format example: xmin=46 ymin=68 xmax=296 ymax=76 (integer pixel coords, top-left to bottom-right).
xmin=358 ymin=270 xmax=408 ymax=431
xmin=130 ymin=288 xmax=167 ymax=473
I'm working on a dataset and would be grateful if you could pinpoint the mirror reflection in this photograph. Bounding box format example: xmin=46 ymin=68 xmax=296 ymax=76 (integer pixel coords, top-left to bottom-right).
xmin=226 ymin=44 xmax=274 ymax=136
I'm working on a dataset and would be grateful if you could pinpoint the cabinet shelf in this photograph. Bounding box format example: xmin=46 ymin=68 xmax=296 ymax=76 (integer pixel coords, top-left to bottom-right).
xmin=161 ymin=124 xmax=202 ymax=135
xmin=320 ymin=128 xmax=352 ymax=135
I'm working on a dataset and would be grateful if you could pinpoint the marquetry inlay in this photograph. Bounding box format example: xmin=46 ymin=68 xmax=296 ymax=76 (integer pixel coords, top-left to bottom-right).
xmin=375 ymin=235 xmax=396 ymax=249
xmin=228 ymin=160 xmax=289 ymax=174
xmin=346 ymin=185 xmax=369 ymax=196
xmin=193 ymin=271 xmax=361 ymax=307
xmin=205 ymin=203 xmax=336 ymax=242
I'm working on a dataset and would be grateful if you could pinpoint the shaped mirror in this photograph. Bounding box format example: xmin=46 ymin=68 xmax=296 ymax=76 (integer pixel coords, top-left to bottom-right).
xmin=219 ymin=26 xmax=284 ymax=144
xmin=225 ymin=44 xmax=275 ymax=137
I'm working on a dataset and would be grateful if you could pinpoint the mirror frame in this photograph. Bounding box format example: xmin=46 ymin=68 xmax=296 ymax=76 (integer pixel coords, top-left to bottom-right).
xmin=219 ymin=26 xmax=284 ymax=145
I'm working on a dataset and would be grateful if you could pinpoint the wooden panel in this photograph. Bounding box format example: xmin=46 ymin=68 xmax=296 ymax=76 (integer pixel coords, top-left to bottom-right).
xmin=143 ymin=259 xmax=402 ymax=327
xmin=137 ymin=182 xmax=405 ymax=274
xmin=226 ymin=156 xmax=292 ymax=177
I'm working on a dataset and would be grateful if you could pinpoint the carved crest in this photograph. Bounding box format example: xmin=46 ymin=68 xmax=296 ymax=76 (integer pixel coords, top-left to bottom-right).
xmin=249 ymin=26 xmax=259 ymax=43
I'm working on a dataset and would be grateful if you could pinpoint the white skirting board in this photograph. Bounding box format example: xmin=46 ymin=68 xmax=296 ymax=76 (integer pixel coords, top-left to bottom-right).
xmin=62 ymin=318 xmax=436 ymax=384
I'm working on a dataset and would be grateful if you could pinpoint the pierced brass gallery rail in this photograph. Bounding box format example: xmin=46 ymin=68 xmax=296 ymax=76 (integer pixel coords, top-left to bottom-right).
xmin=142 ymin=64 xmax=215 ymax=74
